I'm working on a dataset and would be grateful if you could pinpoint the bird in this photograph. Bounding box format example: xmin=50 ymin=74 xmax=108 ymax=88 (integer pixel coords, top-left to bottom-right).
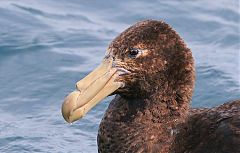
xmin=61 ymin=20 xmax=240 ymax=153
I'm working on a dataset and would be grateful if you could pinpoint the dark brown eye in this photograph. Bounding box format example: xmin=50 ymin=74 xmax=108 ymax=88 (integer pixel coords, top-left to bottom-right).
xmin=128 ymin=48 xmax=139 ymax=58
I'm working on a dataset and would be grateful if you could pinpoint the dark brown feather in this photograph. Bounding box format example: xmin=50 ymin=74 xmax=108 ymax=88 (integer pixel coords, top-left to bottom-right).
xmin=96 ymin=20 xmax=240 ymax=153
xmin=173 ymin=100 xmax=240 ymax=153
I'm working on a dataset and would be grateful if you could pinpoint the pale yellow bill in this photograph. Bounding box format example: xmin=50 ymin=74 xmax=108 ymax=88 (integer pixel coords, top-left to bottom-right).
xmin=75 ymin=57 xmax=113 ymax=91
xmin=61 ymin=57 xmax=124 ymax=123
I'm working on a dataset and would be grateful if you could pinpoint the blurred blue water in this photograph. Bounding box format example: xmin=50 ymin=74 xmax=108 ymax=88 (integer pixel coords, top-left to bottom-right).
xmin=0 ymin=0 xmax=239 ymax=152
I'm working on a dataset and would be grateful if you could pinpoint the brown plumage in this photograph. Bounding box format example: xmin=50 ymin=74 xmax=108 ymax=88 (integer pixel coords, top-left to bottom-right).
xmin=94 ymin=20 xmax=240 ymax=153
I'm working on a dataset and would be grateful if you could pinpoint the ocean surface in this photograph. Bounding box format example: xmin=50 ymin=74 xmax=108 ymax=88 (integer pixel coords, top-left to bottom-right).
xmin=0 ymin=0 xmax=239 ymax=152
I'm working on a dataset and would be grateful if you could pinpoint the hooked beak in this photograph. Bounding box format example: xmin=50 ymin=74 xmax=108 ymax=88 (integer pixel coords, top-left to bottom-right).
xmin=61 ymin=56 xmax=130 ymax=123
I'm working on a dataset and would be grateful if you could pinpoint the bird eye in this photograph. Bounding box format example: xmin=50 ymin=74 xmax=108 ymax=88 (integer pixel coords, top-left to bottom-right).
xmin=128 ymin=48 xmax=140 ymax=58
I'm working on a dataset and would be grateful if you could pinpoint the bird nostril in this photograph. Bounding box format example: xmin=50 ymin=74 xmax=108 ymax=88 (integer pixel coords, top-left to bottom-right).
xmin=104 ymin=54 xmax=110 ymax=59
xmin=112 ymin=62 xmax=116 ymax=68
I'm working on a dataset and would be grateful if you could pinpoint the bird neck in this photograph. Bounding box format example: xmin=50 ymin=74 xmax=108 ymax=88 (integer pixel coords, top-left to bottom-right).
xmin=99 ymin=93 xmax=191 ymax=152
xmin=121 ymin=89 xmax=190 ymax=125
